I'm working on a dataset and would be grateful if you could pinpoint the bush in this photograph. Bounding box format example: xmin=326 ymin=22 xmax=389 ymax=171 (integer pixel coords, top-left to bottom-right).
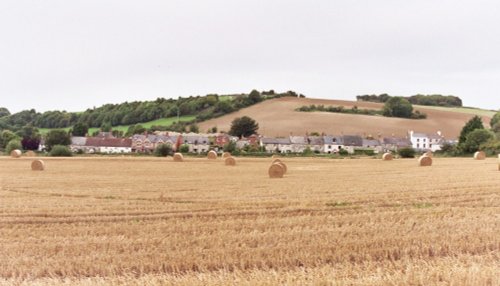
xmin=223 ymin=141 xmax=237 ymax=153
xmin=179 ymin=144 xmax=190 ymax=153
xmin=5 ymin=139 xmax=22 ymax=154
xmin=398 ymin=147 xmax=416 ymax=158
xmin=480 ymin=138 xmax=500 ymax=155
xmin=154 ymin=143 xmax=173 ymax=157
xmin=338 ymin=149 xmax=349 ymax=156
xmin=49 ymin=145 xmax=72 ymax=157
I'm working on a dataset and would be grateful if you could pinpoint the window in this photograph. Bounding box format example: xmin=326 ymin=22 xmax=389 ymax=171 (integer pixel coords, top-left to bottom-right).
xmin=423 ymin=144 xmax=426 ymax=148
xmin=417 ymin=139 xmax=420 ymax=142
xmin=430 ymin=144 xmax=432 ymax=148
xmin=417 ymin=143 xmax=419 ymax=148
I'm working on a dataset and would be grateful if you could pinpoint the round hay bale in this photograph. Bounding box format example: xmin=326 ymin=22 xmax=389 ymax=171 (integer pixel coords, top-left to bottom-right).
xmin=418 ymin=155 xmax=432 ymax=167
xmin=222 ymin=152 xmax=231 ymax=159
xmin=173 ymin=153 xmax=184 ymax=162
xmin=272 ymin=159 xmax=287 ymax=173
xmin=276 ymin=162 xmax=287 ymax=174
xmin=268 ymin=163 xmax=284 ymax=178
xmin=24 ymin=150 xmax=37 ymax=157
xmin=31 ymin=160 xmax=45 ymax=171
xmin=474 ymin=151 xmax=486 ymax=160
xmin=10 ymin=149 xmax=22 ymax=158
xmin=207 ymin=150 xmax=217 ymax=160
xmin=382 ymin=153 xmax=393 ymax=161
xmin=224 ymin=156 xmax=236 ymax=166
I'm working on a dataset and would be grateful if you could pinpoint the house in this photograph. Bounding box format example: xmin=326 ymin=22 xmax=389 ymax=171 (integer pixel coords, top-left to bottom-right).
xmin=236 ymin=134 xmax=260 ymax=150
xmin=84 ymin=137 xmax=132 ymax=154
xmin=408 ymin=130 xmax=444 ymax=152
xmin=131 ymin=134 xmax=179 ymax=153
xmin=70 ymin=136 xmax=87 ymax=152
xmin=306 ymin=136 xmax=324 ymax=153
xmin=382 ymin=137 xmax=412 ymax=152
xmin=182 ymin=133 xmax=210 ymax=153
xmin=341 ymin=135 xmax=363 ymax=154
xmin=260 ymin=137 xmax=293 ymax=153
xmin=323 ymin=136 xmax=344 ymax=154
xmin=362 ymin=138 xmax=383 ymax=154
xmin=290 ymin=136 xmax=308 ymax=153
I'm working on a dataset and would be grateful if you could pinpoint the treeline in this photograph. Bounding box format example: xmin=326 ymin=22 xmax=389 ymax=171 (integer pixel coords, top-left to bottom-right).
xmin=298 ymin=105 xmax=381 ymax=116
xmin=356 ymin=94 xmax=462 ymax=107
xmin=0 ymin=90 xmax=302 ymax=132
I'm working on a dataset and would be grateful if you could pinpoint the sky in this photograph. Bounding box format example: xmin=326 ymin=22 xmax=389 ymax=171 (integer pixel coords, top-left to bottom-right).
xmin=1 ymin=0 xmax=499 ymax=113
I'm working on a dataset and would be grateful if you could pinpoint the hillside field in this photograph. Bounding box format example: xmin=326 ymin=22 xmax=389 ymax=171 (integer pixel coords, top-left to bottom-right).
xmin=0 ymin=156 xmax=499 ymax=285
xmin=199 ymin=97 xmax=494 ymax=139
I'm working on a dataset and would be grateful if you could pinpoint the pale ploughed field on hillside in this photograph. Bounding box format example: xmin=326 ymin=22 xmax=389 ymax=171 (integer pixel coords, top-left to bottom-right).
xmin=199 ymin=97 xmax=493 ymax=139
xmin=0 ymin=157 xmax=499 ymax=285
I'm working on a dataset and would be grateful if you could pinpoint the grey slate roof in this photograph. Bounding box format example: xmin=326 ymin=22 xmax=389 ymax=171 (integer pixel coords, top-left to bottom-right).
xmin=323 ymin=136 xmax=343 ymax=145
xmin=261 ymin=137 xmax=291 ymax=145
xmin=362 ymin=139 xmax=381 ymax=147
xmin=342 ymin=135 xmax=363 ymax=146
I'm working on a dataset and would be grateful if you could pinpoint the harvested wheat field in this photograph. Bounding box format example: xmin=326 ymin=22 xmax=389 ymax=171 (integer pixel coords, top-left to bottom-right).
xmin=0 ymin=156 xmax=499 ymax=285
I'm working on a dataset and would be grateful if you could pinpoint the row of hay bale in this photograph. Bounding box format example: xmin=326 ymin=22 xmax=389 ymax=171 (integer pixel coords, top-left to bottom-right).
xmin=382 ymin=150 xmax=491 ymax=167
xmin=9 ymin=150 xmax=37 ymax=158
xmin=172 ymin=151 xmax=236 ymax=166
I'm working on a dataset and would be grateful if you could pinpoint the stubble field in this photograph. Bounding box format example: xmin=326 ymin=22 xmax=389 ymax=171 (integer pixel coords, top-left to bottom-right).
xmin=0 ymin=156 xmax=499 ymax=285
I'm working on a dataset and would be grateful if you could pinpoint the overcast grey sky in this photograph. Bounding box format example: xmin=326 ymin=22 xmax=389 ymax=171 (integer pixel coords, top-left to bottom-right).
xmin=1 ymin=0 xmax=499 ymax=113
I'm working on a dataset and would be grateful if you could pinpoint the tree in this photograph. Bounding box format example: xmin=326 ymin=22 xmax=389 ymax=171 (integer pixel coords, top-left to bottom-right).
xmin=125 ymin=124 xmax=146 ymax=136
xmin=458 ymin=116 xmax=484 ymax=144
xmin=189 ymin=124 xmax=199 ymax=133
xmin=214 ymin=101 xmax=234 ymax=113
xmin=45 ymin=130 xmax=71 ymax=151
xmin=72 ymin=122 xmax=89 ymax=136
xmin=5 ymin=139 xmax=22 ymax=154
xmin=490 ymin=111 xmax=500 ymax=129
xmin=490 ymin=111 xmax=500 ymax=136
xmin=101 ymin=122 xmax=112 ymax=132
xmin=248 ymin=89 xmax=262 ymax=103
xmin=0 ymin=107 xmax=10 ymax=118
xmin=154 ymin=143 xmax=173 ymax=157
xmin=382 ymin=97 xmax=413 ymax=118
xmin=229 ymin=116 xmax=259 ymax=137
xmin=1 ymin=130 xmax=19 ymax=149
xmin=462 ymin=129 xmax=494 ymax=153
xmin=21 ymin=137 xmax=40 ymax=151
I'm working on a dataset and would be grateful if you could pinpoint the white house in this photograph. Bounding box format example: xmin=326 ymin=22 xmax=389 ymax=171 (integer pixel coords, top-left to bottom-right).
xmin=323 ymin=136 xmax=344 ymax=154
xmin=408 ymin=131 xmax=444 ymax=152
xmin=289 ymin=136 xmax=308 ymax=153
xmin=260 ymin=137 xmax=293 ymax=153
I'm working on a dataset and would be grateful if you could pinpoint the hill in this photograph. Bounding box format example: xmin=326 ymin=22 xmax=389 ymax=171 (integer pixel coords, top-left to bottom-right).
xmin=199 ymin=97 xmax=493 ymax=139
